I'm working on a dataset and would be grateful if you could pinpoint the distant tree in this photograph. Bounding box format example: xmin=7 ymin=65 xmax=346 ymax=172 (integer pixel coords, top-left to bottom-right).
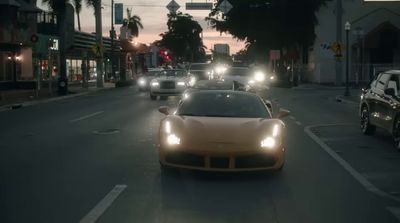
xmin=42 ymin=0 xmax=70 ymax=94
xmin=72 ymin=0 xmax=82 ymax=31
xmin=123 ymin=8 xmax=144 ymax=38
xmin=159 ymin=12 xmax=206 ymax=62
xmin=206 ymin=0 xmax=332 ymax=61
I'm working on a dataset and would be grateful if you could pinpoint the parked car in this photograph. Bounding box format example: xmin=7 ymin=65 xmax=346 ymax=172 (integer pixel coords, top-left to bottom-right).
xmin=137 ymin=68 xmax=164 ymax=91
xmin=149 ymin=69 xmax=194 ymax=100
xmin=157 ymin=90 xmax=290 ymax=172
xmin=360 ymin=70 xmax=400 ymax=151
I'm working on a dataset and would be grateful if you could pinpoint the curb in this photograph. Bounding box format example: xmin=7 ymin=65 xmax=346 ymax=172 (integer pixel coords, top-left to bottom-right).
xmin=335 ymin=95 xmax=359 ymax=105
xmin=304 ymin=124 xmax=400 ymax=203
xmin=0 ymin=87 xmax=114 ymax=113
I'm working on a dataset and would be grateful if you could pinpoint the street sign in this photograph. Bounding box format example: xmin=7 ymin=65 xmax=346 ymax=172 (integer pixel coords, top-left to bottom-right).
xmin=115 ymin=3 xmax=123 ymax=25
xmin=270 ymin=50 xmax=280 ymax=60
xmin=186 ymin=2 xmax=213 ymax=10
xmin=331 ymin=41 xmax=344 ymax=55
xmin=218 ymin=0 xmax=233 ymax=14
xmin=167 ymin=0 xmax=180 ymax=14
xmin=92 ymin=43 xmax=104 ymax=58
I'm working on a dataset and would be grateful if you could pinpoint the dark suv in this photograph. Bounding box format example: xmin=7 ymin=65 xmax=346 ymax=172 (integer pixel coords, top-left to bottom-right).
xmin=360 ymin=70 xmax=400 ymax=151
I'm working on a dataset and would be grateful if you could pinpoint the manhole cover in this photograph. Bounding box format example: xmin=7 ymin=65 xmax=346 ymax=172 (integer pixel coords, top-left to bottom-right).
xmin=93 ymin=129 xmax=120 ymax=135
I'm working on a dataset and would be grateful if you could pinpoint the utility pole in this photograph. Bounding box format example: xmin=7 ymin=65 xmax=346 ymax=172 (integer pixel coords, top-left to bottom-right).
xmin=335 ymin=0 xmax=343 ymax=86
xmin=110 ymin=0 xmax=115 ymax=81
xmin=345 ymin=21 xmax=351 ymax=96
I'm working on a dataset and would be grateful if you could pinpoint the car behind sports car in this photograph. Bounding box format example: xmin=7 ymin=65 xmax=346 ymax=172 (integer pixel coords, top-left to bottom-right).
xmin=158 ymin=91 xmax=290 ymax=172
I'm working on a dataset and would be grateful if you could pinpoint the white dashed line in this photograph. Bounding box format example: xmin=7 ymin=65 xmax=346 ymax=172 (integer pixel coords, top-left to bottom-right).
xmin=79 ymin=185 xmax=127 ymax=223
xmin=305 ymin=124 xmax=400 ymax=203
xmin=70 ymin=111 xmax=104 ymax=123
xmin=289 ymin=116 xmax=296 ymax=120
xmin=295 ymin=121 xmax=302 ymax=126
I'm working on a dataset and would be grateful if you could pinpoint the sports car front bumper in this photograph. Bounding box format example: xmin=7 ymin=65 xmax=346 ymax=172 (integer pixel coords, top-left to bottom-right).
xmin=159 ymin=147 xmax=285 ymax=172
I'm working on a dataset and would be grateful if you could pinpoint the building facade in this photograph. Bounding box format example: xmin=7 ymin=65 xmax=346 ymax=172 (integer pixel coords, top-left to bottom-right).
xmin=0 ymin=0 xmax=41 ymax=89
xmin=309 ymin=0 xmax=400 ymax=84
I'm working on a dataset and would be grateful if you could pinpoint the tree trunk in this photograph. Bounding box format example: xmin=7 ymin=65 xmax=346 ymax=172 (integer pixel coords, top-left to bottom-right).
xmin=58 ymin=9 xmax=68 ymax=95
xmin=77 ymin=11 xmax=81 ymax=31
xmin=95 ymin=0 xmax=104 ymax=88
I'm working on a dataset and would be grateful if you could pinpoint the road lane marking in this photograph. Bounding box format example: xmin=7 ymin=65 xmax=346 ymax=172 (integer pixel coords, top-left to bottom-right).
xmin=289 ymin=116 xmax=296 ymax=120
xmin=79 ymin=185 xmax=127 ymax=223
xmin=70 ymin=111 xmax=104 ymax=123
xmin=305 ymin=124 xmax=400 ymax=203
xmin=295 ymin=121 xmax=302 ymax=126
xmin=387 ymin=207 xmax=400 ymax=221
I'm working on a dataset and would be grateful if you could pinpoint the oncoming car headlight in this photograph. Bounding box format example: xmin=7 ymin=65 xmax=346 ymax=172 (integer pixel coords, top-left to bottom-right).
xmin=177 ymin=81 xmax=186 ymax=86
xmin=254 ymin=71 xmax=265 ymax=82
xmin=138 ymin=78 xmax=146 ymax=86
xmin=151 ymin=82 xmax=159 ymax=87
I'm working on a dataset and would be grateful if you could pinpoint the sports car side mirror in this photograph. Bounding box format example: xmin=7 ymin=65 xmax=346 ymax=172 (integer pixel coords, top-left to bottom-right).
xmin=278 ymin=109 xmax=290 ymax=119
xmin=158 ymin=106 xmax=170 ymax=115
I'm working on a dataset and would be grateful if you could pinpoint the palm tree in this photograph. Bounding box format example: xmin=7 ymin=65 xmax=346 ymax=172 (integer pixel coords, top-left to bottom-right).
xmin=73 ymin=0 xmax=82 ymax=31
xmin=42 ymin=0 xmax=70 ymax=95
xmin=126 ymin=8 xmax=143 ymax=38
xmin=86 ymin=0 xmax=104 ymax=87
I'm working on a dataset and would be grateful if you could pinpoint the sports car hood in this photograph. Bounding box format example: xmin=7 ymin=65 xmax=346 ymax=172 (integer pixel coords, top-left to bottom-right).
xmin=164 ymin=116 xmax=283 ymax=144
xmin=223 ymin=76 xmax=251 ymax=85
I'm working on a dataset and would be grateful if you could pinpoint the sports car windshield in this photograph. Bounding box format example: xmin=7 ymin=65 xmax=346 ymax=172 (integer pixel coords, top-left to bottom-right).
xmin=177 ymin=92 xmax=270 ymax=118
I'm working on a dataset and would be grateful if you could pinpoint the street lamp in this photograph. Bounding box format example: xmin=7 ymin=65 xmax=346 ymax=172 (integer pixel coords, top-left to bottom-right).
xmin=345 ymin=21 xmax=351 ymax=96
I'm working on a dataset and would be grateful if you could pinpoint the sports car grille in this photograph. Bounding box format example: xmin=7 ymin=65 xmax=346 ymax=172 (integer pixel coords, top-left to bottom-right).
xmin=210 ymin=157 xmax=230 ymax=168
xmin=235 ymin=155 xmax=276 ymax=168
xmin=166 ymin=151 xmax=204 ymax=167
xmin=165 ymin=151 xmax=277 ymax=169
xmin=160 ymin=81 xmax=176 ymax=89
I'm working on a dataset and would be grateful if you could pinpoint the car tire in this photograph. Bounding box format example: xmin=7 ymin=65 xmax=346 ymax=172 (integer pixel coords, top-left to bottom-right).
xmin=150 ymin=94 xmax=157 ymax=100
xmin=360 ymin=106 xmax=376 ymax=135
xmin=392 ymin=116 xmax=400 ymax=152
xmin=160 ymin=96 xmax=168 ymax=100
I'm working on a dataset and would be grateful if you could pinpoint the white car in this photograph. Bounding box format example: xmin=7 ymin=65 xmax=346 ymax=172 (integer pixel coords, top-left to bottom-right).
xmin=149 ymin=69 xmax=195 ymax=100
xmin=222 ymin=67 xmax=269 ymax=91
xmin=137 ymin=68 xmax=164 ymax=91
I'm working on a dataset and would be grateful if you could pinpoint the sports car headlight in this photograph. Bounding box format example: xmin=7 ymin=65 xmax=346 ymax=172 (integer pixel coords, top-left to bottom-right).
xmin=151 ymin=82 xmax=159 ymax=87
xmin=177 ymin=81 xmax=186 ymax=86
xmin=164 ymin=121 xmax=181 ymax=145
xmin=248 ymin=80 xmax=255 ymax=85
xmin=138 ymin=78 xmax=146 ymax=86
xmin=260 ymin=125 xmax=280 ymax=149
xmin=167 ymin=134 xmax=181 ymax=145
xmin=254 ymin=71 xmax=265 ymax=82
xmin=261 ymin=137 xmax=276 ymax=149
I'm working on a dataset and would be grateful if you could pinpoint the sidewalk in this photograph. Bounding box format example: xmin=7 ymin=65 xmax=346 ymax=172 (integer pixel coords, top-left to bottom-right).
xmin=0 ymin=82 xmax=115 ymax=110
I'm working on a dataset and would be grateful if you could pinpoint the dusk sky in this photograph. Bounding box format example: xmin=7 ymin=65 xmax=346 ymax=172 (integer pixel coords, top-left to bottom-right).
xmin=37 ymin=0 xmax=246 ymax=54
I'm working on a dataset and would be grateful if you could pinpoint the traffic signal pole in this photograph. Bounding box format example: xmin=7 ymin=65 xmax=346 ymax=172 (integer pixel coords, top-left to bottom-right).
xmin=335 ymin=0 xmax=343 ymax=86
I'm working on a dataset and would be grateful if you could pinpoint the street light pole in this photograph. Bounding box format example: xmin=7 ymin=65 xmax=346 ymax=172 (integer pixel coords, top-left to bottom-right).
xmin=345 ymin=21 xmax=351 ymax=97
xmin=110 ymin=0 xmax=115 ymax=81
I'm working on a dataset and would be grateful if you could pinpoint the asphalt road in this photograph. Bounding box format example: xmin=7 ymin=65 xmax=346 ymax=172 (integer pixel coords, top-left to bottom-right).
xmin=1 ymin=85 xmax=399 ymax=223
